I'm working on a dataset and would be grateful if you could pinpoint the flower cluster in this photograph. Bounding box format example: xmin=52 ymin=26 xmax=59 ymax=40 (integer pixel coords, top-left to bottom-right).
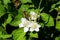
xmin=19 ymin=11 xmax=41 ymax=32
xmin=29 ymin=11 xmax=40 ymax=21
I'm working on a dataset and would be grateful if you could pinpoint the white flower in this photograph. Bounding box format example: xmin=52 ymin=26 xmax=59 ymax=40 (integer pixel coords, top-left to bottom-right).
xmin=19 ymin=18 xmax=30 ymax=32
xmin=28 ymin=21 xmax=41 ymax=32
xmin=19 ymin=17 xmax=41 ymax=32
xmin=30 ymin=11 xmax=39 ymax=20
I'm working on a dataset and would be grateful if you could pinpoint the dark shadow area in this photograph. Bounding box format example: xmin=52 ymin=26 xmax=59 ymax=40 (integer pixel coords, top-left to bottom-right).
xmin=50 ymin=9 xmax=58 ymax=26
xmin=50 ymin=9 xmax=58 ymax=19
xmin=38 ymin=26 xmax=60 ymax=40
xmin=0 ymin=13 xmax=8 ymax=26
xmin=6 ymin=24 xmax=19 ymax=34
xmin=32 ymin=0 xmax=40 ymax=8
xmin=8 ymin=3 xmax=18 ymax=17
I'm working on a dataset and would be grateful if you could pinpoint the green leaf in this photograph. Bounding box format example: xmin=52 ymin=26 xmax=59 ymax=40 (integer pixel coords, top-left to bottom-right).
xmin=4 ymin=4 xmax=8 ymax=10
xmin=55 ymin=7 xmax=60 ymax=12
xmin=55 ymin=36 xmax=60 ymax=40
xmin=2 ymin=14 xmax=12 ymax=27
xmin=10 ymin=6 xmax=25 ymax=26
xmin=50 ymin=1 xmax=60 ymax=12
xmin=40 ymin=13 xmax=49 ymax=23
xmin=0 ymin=34 xmax=12 ymax=38
xmin=6 ymin=14 xmax=12 ymax=23
xmin=28 ymin=9 xmax=40 ymax=14
xmin=0 ymin=4 xmax=5 ymax=18
xmin=0 ymin=38 xmax=7 ymax=40
xmin=40 ymin=7 xmax=44 ymax=12
xmin=0 ymin=27 xmax=12 ymax=38
xmin=56 ymin=21 xmax=60 ymax=31
xmin=51 ymin=4 xmax=56 ymax=9
xmin=12 ymin=28 xmax=26 ymax=40
xmin=10 ymin=13 xmax=23 ymax=26
xmin=56 ymin=1 xmax=60 ymax=5
xmin=10 ymin=20 xmax=21 ymax=27
xmin=19 ymin=5 xmax=29 ymax=11
xmin=0 ymin=26 xmax=7 ymax=34
xmin=46 ymin=16 xmax=54 ymax=26
xmin=0 ymin=27 xmax=4 ymax=32
xmin=18 ymin=5 xmax=31 ymax=15
xmin=51 ymin=1 xmax=60 ymax=9
xmin=30 ymin=32 xmax=38 ymax=38
xmin=19 ymin=5 xmax=40 ymax=14
xmin=40 ymin=13 xmax=54 ymax=27
xmin=0 ymin=31 xmax=2 ymax=35
xmin=3 ymin=0 xmax=10 ymax=5
xmin=20 ymin=0 xmax=32 ymax=3
xmin=57 ymin=16 xmax=60 ymax=19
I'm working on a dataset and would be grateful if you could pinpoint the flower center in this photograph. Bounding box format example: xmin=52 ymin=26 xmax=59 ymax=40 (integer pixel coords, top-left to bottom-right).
xmin=24 ymin=21 xmax=29 ymax=27
xmin=31 ymin=14 xmax=38 ymax=20
xmin=31 ymin=23 xmax=37 ymax=29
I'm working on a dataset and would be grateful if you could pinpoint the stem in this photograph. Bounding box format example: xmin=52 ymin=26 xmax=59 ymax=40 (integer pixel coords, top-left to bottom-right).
xmin=38 ymin=0 xmax=42 ymax=9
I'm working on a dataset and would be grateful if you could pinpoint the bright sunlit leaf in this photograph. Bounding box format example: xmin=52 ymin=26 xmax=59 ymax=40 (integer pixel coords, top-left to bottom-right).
xmin=51 ymin=4 xmax=56 ymax=9
xmin=56 ymin=21 xmax=60 ymax=31
xmin=19 ymin=5 xmax=29 ymax=11
xmin=30 ymin=32 xmax=38 ymax=38
xmin=12 ymin=28 xmax=26 ymax=40
xmin=40 ymin=13 xmax=54 ymax=27
xmin=6 ymin=14 xmax=12 ymax=23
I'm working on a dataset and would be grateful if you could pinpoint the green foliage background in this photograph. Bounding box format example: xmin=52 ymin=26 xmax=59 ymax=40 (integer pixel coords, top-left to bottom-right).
xmin=0 ymin=0 xmax=60 ymax=40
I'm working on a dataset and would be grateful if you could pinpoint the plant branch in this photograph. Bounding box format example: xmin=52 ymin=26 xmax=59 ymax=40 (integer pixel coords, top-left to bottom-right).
xmin=38 ymin=0 xmax=42 ymax=9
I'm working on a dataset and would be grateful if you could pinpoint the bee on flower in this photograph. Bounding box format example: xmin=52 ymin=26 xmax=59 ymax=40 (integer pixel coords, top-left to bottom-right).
xmin=19 ymin=11 xmax=41 ymax=32
xmin=19 ymin=18 xmax=30 ymax=32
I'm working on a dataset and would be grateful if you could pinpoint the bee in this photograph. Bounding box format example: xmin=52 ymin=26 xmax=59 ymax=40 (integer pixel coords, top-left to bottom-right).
xmin=24 ymin=11 xmax=30 ymax=20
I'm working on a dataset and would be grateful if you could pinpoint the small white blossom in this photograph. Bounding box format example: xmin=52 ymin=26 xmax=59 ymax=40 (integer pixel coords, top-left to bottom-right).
xmin=30 ymin=11 xmax=39 ymax=20
xmin=19 ymin=18 xmax=30 ymax=32
xmin=29 ymin=21 xmax=41 ymax=32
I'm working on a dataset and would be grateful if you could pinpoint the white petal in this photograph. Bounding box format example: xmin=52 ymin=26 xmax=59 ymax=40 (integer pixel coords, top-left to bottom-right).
xmin=30 ymin=28 xmax=34 ymax=32
xmin=27 ymin=21 xmax=31 ymax=27
xmin=23 ymin=21 xmax=30 ymax=27
xmin=21 ymin=18 xmax=26 ymax=23
xmin=34 ymin=28 xmax=39 ymax=32
xmin=28 ymin=25 xmax=31 ymax=28
xmin=24 ymin=27 xmax=29 ymax=32
xmin=37 ymin=25 xmax=41 ymax=28
xmin=19 ymin=23 xmax=24 ymax=28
